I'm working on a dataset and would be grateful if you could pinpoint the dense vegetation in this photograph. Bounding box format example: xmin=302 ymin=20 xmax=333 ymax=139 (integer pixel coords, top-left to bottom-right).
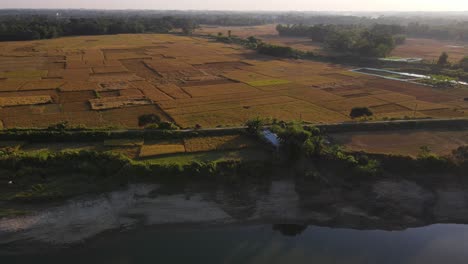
xmin=3 ymin=121 xmax=468 ymax=203
xmin=215 ymin=34 xmax=312 ymax=59
xmin=3 ymin=10 xmax=468 ymax=42
xmin=350 ymin=107 xmax=374 ymax=118
xmin=0 ymin=16 xmax=198 ymax=41
xmin=0 ymin=149 xmax=271 ymax=202
xmin=397 ymin=53 xmax=468 ymax=83
xmin=276 ymin=24 xmax=405 ymax=57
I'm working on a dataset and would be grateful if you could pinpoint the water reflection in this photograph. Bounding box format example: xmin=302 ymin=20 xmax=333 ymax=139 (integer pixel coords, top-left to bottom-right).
xmin=3 ymin=175 xmax=468 ymax=262
xmin=272 ymin=224 xmax=308 ymax=236
xmin=4 ymin=224 xmax=468 ymax=264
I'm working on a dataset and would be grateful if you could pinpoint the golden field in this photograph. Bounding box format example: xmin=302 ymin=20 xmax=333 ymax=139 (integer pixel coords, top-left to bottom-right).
xmin=1 ymin=33 xmax=468 ymax=129
xmin=0 ymin=134 xmax=259 ymax=160
xmin=332 ymin=130 xmax=468 ymax=157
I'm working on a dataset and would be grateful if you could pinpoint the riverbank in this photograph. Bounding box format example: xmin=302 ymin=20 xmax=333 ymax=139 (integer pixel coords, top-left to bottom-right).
xmin=2 ymin=122 xmax=468 ymax=204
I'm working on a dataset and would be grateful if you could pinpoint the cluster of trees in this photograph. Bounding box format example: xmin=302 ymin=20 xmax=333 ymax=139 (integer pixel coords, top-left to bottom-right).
xmin=276 ymin=24 xmax=405 ymax=57
xmin=245 ymin=119 xmax=381 ymax=176
xmin=424 ymin=52 xmax=468 ymax=83
xmin=350 ymin=107 xmax=374 ymax=119
xmin=215 ymin=34 xmax=308 ymax=59
xmin=0 ymin=16 xmax=198 ymax=41
xmin=276 ymin=21 xmax=468 ymax=43
xmin=406 ymin=22 xmax=468 ymax=41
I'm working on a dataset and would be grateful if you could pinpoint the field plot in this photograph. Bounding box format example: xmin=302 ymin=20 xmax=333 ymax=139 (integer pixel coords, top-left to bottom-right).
xmin=332 ymin=130 xmax=468 ymax=157
xmin=90 ymin=96 xmax=152 ymax=110
xmin=196 ymin=24 xmax=322 ymax=53
xmin=391 ymin=38 xmax=468 ymax=62
xmin=139 ymin=140 xmax=186 ymax=158
xmin=1 ymin=33 xmax=468 ymax=129
xmin=184 ymin=135 xmax=257 ymax=152
xmin=0 ymin=96 xmax=52 ymax=107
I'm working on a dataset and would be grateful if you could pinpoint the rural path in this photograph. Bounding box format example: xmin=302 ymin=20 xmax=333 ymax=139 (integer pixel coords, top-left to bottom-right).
xmin=4 ymin=118 xmax=468 ymax=136
xmin=59 ymin=117 xmax=468 ymax=134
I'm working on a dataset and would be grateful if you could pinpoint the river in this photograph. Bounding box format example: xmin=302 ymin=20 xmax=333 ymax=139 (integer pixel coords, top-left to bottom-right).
xmin=2 ymin=177 xmax=468 ymax=263
xmin=3 ymin=224 xmax=468 ymax=263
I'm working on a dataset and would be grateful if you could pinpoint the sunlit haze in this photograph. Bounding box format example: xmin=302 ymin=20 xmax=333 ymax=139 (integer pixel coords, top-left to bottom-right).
xmin=1 ymin=0 xmax=468 ymax=11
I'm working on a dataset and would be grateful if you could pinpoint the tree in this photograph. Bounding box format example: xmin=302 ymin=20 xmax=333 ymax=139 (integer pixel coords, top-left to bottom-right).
xmin=138 ymin=114 xmax=161 ymax=127
xmin=158 ymin=121 xmax=178 ymax=130
xmin=418 ymin=145 xmax=432 ymax=158
xmin=437 ymin=52 xmax=449 ymax=66
xmin=459 ymin=56 xmax=468 ymax=72
xmin=180 ymin=20 xmax=197 ymax=35
xmin=350 ymin=107 xmax=373 ymax=118
xmin=245 ymin=117 xmax=264 ymax=135
xmin=452 ymin=146 xmax=468 ymax=163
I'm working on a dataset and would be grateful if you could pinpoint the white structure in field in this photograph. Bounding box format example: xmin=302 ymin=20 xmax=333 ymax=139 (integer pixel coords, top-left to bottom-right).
xmin=262 ymin=129 xmax=280 ymax=149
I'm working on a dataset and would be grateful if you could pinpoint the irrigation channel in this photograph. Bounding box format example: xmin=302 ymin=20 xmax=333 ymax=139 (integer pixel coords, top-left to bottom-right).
xmin=352 ymin=67 xmax=468 ymax=86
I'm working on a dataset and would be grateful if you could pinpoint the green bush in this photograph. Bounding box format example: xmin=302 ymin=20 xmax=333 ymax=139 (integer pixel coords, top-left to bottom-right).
xmin=139 ymin=114 xmax=161 ymax=127
xmin=350 ymin=107 xmax=373 ymax=118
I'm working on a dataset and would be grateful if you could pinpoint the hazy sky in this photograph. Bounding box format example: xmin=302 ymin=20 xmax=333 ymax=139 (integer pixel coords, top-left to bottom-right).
xmin=1 ymin=0 xmax=467 ymax=11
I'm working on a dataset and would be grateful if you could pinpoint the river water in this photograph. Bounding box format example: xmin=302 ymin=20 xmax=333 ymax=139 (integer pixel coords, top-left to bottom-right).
xmin=4 ymin=224 xmax=468 ymax=264
xmin=2 ymin=178 xmax=468 ymax=263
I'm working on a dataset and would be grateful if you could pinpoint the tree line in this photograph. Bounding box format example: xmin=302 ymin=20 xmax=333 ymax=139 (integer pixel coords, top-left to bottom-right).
xmin=0 ymin=16 xmax=198 ymax=41
xmin=276 ymin=24 xmax=406 ymax=57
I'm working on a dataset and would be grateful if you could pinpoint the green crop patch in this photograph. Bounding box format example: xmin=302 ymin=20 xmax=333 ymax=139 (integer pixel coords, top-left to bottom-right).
xmin=247 ymin=79 xmax=291 ymax=87
xmin=0 ymin=70 xmax=48 ymax=79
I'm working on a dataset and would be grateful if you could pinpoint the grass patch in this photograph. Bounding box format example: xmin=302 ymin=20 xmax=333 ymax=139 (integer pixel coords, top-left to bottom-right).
xmin=103 ymin=139 xmax=144 ymax=147
xmin=0 ymin=140 xmax=26 ymax=150
xmin=184 ymin=135 xmax=257 ymax=152
xmin=139 ymin=141 xmax=186 ymax=158
xmin=247 ymin=79 xmax=291 ymax=87
xmin=143 ymin=148 xmax=270 ymax=165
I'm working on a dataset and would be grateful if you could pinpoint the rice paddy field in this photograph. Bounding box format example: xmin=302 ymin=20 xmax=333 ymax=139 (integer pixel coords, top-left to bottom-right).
xmin=2 ymin=33 xmax=468 ymax=129
xmin=331 ymin=130 xmax=468 ymax=157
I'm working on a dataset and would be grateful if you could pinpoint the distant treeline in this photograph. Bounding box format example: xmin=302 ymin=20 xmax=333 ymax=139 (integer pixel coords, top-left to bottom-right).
xmin=277 ymin=22 xmax=468 ymax=42
xmin=2 ymin=10 xmax=468 ymax=42
xmin=405 ymin=22 xmax=468 ymax=41
xmin=276 ymin=24 xmax=405 ymax=57
xmin=0 ymin=16 xmax=198 ymax=41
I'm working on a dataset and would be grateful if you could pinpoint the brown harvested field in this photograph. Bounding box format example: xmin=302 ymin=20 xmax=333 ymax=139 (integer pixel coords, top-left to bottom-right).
xmin=89 ymin=96 xmax=152 ymax=110
xmin=20 ymin=80 xmax=65 ymax=91
xmin=131 ymin=81 xmax=173 ymax=102
xmin=58 ymin=90 xmax=96 ymax=103
xmin=0 ymin=80 xmax=26 ymax=92
xmin=0 ymin=95 xmax=52 ymax=107
xmin=60 ymin=81 xmax=100 ymax=91
xmin=391 ymin=38 xmax=468 ymax=62
xmin=100 ymin=105 xmax=170 ymax=128
xmin=332 ymin=130 xmax=468 ymax=157
xmin=183 ymin=82 xmax=258 ymax=97
xmin=156 ymin=83 xmax=191 ymax=99
xmin=92 ymin=66 xmax=128 ymax=74
xmin=62 ymin=69 xmax=90 ymax=80
xmin=1 ymin=33 xmax=468 ymax=129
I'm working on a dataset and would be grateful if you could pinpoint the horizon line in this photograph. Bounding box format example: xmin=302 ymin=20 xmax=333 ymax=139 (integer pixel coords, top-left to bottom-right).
xmin=0 ymin=8 xmax=467 ymax=13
